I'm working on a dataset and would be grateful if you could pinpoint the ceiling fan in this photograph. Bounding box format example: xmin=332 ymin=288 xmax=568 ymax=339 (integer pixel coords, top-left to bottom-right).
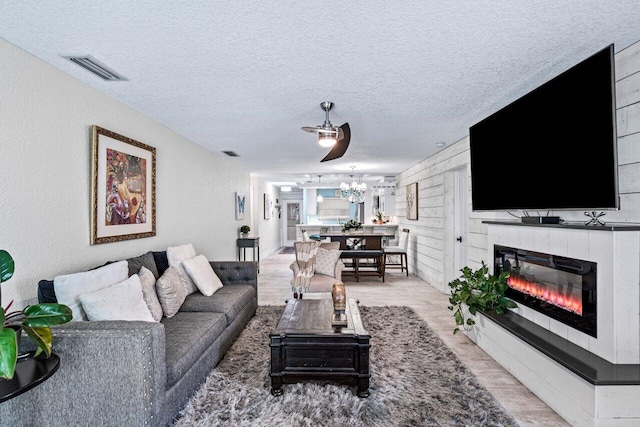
xmin=301 ymin=101 xmax=350 ymax=162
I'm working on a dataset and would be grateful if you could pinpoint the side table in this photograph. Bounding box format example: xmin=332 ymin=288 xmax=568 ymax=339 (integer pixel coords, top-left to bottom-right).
xmin=0 ymin=353 xmax=60 ymax=403
xmin=237 ymin=237 xmax=260 ymax=272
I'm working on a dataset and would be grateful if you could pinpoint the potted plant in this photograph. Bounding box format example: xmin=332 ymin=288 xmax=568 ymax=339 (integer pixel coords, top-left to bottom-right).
xmin=0 ymin=250 xmax=72 ymax=379
xmin=340 ymin=219 xmax=363 ymax=233
xmin=447 ymin=261 xmax=517 ymax=334
xmin=240 ymin=225 xmax=250 ymax=237
xmin=375 ymin=210 xmax=384 ymax=224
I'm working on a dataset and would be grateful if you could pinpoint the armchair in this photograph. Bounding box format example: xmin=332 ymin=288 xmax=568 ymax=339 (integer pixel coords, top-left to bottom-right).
xmin=290 ymin=241 xmax=344 ymax=297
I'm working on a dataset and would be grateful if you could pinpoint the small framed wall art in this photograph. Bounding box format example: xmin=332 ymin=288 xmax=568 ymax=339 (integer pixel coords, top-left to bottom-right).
xmin=406 ymin=182 xmax=418 ymax=220
xmin=235 ymin=192 xmax=246 ymax=220
xmin=91 ymin=125 xmax=156 ymax=244
xmin=264 ymin=193 xmax=273 ymax=219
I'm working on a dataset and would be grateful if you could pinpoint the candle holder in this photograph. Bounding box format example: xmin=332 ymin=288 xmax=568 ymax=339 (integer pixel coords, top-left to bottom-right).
xmin=331 ymin=281 xmax=347 ymax=327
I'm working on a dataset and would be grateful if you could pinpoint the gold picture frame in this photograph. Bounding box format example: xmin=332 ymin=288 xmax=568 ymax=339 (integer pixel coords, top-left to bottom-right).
xmin=406 ymin=182 xmax=418 ymax=220
xmin=91 ymin=125 xmax=156 ymax=244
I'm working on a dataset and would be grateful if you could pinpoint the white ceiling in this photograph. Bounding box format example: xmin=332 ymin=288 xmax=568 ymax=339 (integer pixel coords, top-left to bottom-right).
xmin=2 ymin=2 xmax=640 ymax=188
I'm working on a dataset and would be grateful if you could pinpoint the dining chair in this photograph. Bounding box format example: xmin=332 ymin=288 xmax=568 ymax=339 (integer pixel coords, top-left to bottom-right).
xmin=383 ymin=228 xmax=409 ymax=276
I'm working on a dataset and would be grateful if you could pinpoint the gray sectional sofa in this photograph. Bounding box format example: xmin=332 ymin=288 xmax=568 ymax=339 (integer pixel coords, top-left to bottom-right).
xmin=0 ymin=251 xmax=258 ymax=427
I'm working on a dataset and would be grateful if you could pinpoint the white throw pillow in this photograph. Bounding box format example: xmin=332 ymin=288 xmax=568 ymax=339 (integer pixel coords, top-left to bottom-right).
xmin=167 ymin=243 xmax=198 ymax=294
xmin=78 ymin=274 xmax=155 ymax=322
xmin=314 ymin=247 xmax=341 ymax=277
xmin=54 ymin=260 xmax=129 ymax=321
xmin=155 ymin=266 xmax=188 ymax=318
xmin=182 ymin=255 xmax=223 ymax=296
xmin=138 ymin=266 xmax=163 ymax=322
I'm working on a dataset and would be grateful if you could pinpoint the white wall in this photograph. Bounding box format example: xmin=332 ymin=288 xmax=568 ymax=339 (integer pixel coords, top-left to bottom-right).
xmin=250 ymin=177 xmax=281 ymax=257
xmin=0 ymin=39 xmax=256 ymax=308
xmin=395 ymin=39 xmax=640 ymax=292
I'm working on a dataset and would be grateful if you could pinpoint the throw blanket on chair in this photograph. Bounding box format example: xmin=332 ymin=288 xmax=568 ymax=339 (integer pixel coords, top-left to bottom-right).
xmin=291 ymin=241 xmax=320 ymax=296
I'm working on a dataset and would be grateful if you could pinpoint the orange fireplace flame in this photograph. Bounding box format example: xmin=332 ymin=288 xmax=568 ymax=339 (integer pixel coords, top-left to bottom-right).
xmin=507 ymin=275 xmax=582 ymax=315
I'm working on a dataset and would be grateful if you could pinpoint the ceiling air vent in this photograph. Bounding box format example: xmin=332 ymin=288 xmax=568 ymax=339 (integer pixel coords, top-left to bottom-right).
xmin=222 ymin=151 xmax=239 ymax=157
xmin=61 ymin=55 xmax=128 ymax=81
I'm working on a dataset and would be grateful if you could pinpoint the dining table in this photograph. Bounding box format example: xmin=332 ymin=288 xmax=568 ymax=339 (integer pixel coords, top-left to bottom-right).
xmin=318 ymin=232 xmax=396 ymax=250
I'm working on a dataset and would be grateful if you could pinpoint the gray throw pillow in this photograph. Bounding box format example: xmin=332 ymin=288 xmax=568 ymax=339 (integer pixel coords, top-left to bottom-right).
xmin=155 ymin=266 xmax=188 ymax=318
xmin=127 ymin=251 xmax=159 ymax=279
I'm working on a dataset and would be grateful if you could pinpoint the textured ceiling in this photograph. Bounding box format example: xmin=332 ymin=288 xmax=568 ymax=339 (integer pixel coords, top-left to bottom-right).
xmin=2 ymin=1 xmax=640 ymax=187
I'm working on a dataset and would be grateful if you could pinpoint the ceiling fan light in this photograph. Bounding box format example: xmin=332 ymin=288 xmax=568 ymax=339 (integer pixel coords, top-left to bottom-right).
xmin=318 ymin=133 xmax=337 ymax=147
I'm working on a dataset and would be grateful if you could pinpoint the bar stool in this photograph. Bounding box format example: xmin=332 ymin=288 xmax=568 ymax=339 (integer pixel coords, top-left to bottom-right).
xmin=383 ymin=228 xmax=409 ymax=276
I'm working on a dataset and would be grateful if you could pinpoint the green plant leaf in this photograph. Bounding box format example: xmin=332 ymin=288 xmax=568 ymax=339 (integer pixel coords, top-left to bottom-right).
xmin=23 ymin=303 xmax=73 ymax=327
xmin=22 ymin=324 xmax=53 ymax=357
xmin=504 ymin=299 xmax=518 ymax=308
xmin=0 ymin=327 xmax=18 ymax=379
xmin=0 ymin=250 xmax=15 ymax=284
xmin=446 ymin=260 xmax=514 ymax=334
xmin=454 ymin=311 xmax=463 ymax=326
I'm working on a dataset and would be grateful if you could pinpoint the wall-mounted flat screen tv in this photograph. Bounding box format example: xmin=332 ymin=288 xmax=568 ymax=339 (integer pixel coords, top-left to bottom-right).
xmin=469 ymin=44 xmax=618 ymax=212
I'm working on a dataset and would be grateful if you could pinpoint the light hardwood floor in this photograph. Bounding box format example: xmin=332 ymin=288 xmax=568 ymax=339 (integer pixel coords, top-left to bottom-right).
xmin=258 ymin=249 xmax=571 ymax=427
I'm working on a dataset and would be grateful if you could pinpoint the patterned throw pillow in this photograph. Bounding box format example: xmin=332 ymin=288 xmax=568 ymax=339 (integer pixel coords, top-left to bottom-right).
xmin=138 ymin=266 xmax=163 ymax=322
xmin=314 ymin=247 xmax=341 ymax=277
xmin=167 ymin=243 xmax=198 ymax=294
xmin=155 ymin=266 xmax=188 ymax=318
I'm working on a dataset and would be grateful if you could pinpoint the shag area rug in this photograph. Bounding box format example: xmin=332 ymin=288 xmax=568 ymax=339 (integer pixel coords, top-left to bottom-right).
xmin=278 ymin=246 xmax=295 ymax=254
xmin=172 ymin=306 xmax=519 ymax=427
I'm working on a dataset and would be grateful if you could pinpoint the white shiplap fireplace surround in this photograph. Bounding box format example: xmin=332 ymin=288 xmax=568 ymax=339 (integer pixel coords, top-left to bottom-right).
xmin=467 ymin=222 xmax=640 ymax=426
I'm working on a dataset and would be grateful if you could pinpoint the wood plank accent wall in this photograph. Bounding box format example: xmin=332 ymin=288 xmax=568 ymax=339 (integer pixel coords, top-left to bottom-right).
xmin=395 ymin=39 xmax=640 ymax=291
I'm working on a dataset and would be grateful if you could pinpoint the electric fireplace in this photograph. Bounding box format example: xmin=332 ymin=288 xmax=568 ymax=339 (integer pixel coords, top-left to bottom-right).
xmin=494 ymin=245 xmax=597 ymax=337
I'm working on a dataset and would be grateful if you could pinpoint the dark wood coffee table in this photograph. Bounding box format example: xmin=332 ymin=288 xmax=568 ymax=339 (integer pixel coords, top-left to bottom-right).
xmin=269 ymin=298 xmax=371 ymax=397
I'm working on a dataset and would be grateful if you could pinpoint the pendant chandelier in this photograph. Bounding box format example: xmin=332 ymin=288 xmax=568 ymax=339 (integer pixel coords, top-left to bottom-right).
xmin=340 ymin=167 xmax=367 ymax=203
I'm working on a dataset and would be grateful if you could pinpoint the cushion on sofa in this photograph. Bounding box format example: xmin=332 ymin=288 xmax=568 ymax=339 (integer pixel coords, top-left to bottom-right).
xmin=54 ymin=260 xmax=129 ymax=321
xmin=153 ymin=251 xmax=170 ymax=277
xmin=162 ymin=311 xmax=227 ymax=387
xmin=167 ymin=243 xmax=198 ymax=295
xmin=38 ymin=279 xmax=57 ymax=303
xmin=138 ymin=266 xmax=163 ymax=322
xmin=182 ymin=255 xmax=223 ymax=296
xmin=179 ymin=284 xmax=255 ymax=325
xmin=78 ymin=274 xmax=155 ymax=322
xmin=126 ymin=251 xmax=159 ymax=279
xmin=156 ymin=267 xmax=188 ymax=318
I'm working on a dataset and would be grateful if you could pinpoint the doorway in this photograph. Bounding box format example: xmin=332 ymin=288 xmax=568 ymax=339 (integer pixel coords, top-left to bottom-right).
xmin=282 ymin=201 xmax=302 ymax=246
xmin=444 ymin=166 xmax=468 ymax=292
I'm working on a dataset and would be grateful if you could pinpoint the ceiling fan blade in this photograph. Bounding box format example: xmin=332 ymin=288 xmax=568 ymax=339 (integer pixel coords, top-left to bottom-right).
xmin=302 ymin=126 xmax=339 ymax=134
xmin=320 ymin=123 xmax=350 ymax=162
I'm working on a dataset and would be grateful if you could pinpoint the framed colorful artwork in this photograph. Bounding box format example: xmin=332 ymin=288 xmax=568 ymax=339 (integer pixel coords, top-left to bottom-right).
xmin=406 ymin=182 xmax=418 ymax=220
xmin=264 ymin=193 xmax=273 ymax=219
xmin=235 ymin=192 xmax=246 ymax=220
xmin=91 ymin=125 xmax=156 ymax=244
